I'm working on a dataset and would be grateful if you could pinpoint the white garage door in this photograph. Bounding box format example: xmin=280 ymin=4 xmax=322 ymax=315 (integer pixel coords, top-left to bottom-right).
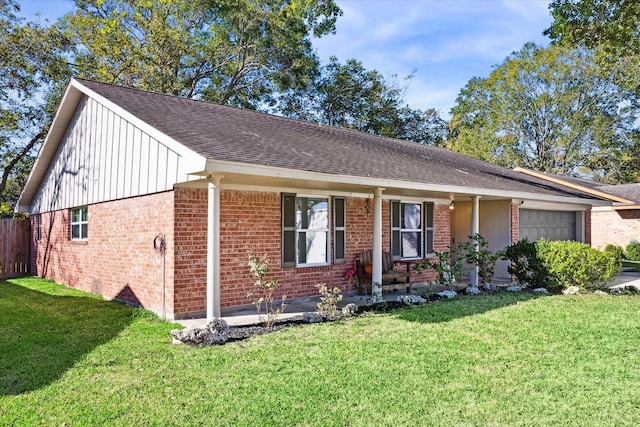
xmin=519 ymin=209 xmax=576 ymax=241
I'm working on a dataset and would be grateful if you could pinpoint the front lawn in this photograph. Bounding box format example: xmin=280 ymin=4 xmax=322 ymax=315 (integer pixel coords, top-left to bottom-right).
xmin=2 ymin=277 xmax=640 ymax=426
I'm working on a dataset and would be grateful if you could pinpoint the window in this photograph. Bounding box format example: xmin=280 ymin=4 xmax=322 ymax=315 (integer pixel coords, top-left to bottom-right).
xmin=391 ymin=201 xmax=434 ymax=259
xmin=282 ymin=194 xmax=330 ymax=267
xmin=333 ymin=197 xmax=346 ymax=264
xmin=70 ymin=207 xmax=88 ymax=240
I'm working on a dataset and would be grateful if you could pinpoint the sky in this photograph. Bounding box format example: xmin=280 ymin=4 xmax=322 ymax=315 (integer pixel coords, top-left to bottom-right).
xmin=17 ymin=0 xmax=553 ymax=116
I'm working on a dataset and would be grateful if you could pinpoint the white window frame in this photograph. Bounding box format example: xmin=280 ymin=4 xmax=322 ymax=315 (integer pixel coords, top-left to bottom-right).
xmin=391 ymin=200 xmax=435 ymax=260
xmin=70 ymin=206 xmax=88 ymax=241
xmin=294 ymin=195 xmax=331 ymax=267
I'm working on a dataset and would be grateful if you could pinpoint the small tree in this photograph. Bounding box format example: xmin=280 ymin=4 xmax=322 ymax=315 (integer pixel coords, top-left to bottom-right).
xmin=460 ymin=233 xmax=500 ymax=286
xmin=315 ymin=283 xmax=343 ymax=319
xmin=247 ymin=254 xmax=286 ymax=330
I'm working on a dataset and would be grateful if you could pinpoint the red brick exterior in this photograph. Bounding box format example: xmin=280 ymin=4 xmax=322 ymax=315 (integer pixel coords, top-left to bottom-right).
xmin=511 ymin=203 xmax=519 ymax=243
xmin=31 ymin=188 xmax=449 ymax=319
xmin=591 ymin=208 xmax=640 ymax=249
xmin=31 ymin=191 xmax=176 ymax=315
xmin=584 ymin=209 xmax=591 ymax=246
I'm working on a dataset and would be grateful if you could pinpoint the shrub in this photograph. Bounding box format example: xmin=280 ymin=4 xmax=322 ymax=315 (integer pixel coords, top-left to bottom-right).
xmin=459 ymin=233 xmax=500 ymax=285
xmin=500 ymin=238 xmax=551 ymax=287
xmin=604 ymin=244 xmax=625 ymax=261
xmin=413 ymin=246 xmax=464 ymax=290
xmin=248 ymin=254 xmax=286 ymax=329
xmin=315 ymin=283 xmax=342 ymax=319
xmin=626 ymin=242 xmax=640 ymax=261
xmin=536 ymin=239 xmax=621 ymax=290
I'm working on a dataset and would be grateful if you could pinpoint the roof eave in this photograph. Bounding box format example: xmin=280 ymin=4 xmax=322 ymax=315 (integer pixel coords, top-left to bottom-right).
xmin=199 ymin=159 xmax=607 ymax=206
xmin=513 ymin=167 xmax=634 ymax=204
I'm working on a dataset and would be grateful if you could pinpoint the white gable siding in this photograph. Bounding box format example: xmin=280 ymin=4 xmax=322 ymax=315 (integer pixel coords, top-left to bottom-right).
xmin=31 ymin=96 xmax=200 ymax=214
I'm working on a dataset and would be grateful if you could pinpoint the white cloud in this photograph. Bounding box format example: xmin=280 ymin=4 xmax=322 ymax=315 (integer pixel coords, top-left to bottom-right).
xmin=315 ymin=0 xmax=555 ymax=113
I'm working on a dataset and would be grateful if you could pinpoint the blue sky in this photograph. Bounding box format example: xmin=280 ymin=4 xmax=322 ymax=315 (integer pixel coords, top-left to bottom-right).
xmin=18 ymin=0 xmax=553 ymax=116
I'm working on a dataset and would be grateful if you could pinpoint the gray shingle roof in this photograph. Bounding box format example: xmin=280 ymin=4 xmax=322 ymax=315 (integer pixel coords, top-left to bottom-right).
xmin=597 ymin=184 xmax=640 ymax=203
xmin=524 ymin=169 xmax=640 ymax=203
xmin=77 ymin=78 xmax=600 ymax=200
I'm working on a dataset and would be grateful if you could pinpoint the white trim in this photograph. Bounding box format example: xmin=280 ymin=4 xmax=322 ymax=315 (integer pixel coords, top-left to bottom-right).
xmin=204 ymin=159 xmax=607 ymax=206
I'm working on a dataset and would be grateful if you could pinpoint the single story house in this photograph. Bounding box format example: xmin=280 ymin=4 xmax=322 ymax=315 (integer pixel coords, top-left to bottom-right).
xmin=514 ymin=168 xmax=640 ymax=250
xmin=17 ymin=78 xmax=608 ymax=320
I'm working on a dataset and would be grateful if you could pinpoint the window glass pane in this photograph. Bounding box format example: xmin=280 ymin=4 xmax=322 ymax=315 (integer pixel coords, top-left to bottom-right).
xmin=299 ymin=231 xmax=327 ymax=264
xmin=402 ymin=231 xmax=422 ymax=258
xmin=298 ymin=232 xmax=307 ymax=264
xmin=82 ymin=224 xmax=88 ymax=239
xmin=296 ymin=198 xmax=328 ymax=229
xmin=72 ymin=209 xmax=80 ymax=223
xmin=81 ymin=207 xmax=87 ymax=222
xmin=335 ymin=230 xmax=345 ymax=260
xmin=71 ymin=224 xmax=80 ymax=239
xmin=402 ymin=203 xmax=421 ymax=229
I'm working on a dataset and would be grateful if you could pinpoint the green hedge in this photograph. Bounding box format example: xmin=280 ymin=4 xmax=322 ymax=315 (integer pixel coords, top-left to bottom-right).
xmin=626 ymin=242 xmax=640 ymax=261
xmin=501 ymin=239 xmax=621 ymax=290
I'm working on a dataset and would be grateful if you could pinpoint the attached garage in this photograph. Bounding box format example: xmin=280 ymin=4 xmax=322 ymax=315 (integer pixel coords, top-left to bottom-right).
xmin=519 ymin=209 xmax=577 ymax=242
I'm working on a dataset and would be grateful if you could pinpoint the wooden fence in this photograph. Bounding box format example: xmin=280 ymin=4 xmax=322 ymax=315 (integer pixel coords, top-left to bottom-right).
xmin=0 ymin=218 xmax=31 ymax=278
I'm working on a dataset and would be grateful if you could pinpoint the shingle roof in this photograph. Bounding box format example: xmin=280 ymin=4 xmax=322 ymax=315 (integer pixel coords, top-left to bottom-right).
xmin=77 ymin=78 xmax=600 ymax=200
xmin=522 ymin=169 xmax=640 ymax=203
xmin=597 ymin=184 xmax=640 ymax=203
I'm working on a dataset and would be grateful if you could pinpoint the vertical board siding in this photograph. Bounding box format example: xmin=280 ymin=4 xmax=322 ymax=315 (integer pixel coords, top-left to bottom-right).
xmin=0 ymin=219 xmax=30 ymax=278
xmin=31 ymin=96 xmax=183 ymax=214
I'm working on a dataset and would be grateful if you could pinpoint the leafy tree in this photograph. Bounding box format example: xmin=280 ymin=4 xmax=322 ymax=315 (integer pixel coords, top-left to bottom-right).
xmin=0 ymin=0 xmax=70 ymax=206
xmin=60 ymin=0 xmax=342 ymax=107
xmin=545 ymin=0 xmax=640 ymax=57
xmin=279 ymin=57 xmax=448 ymax=145
xmin=448 ymin=43 xmax=639 ymax=181
xmin=545 ymin=1 xmax=640 ymax=110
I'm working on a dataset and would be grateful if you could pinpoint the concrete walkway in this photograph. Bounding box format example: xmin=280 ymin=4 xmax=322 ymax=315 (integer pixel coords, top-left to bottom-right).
xmin=175 ymin=269 xmax=640 ymax=328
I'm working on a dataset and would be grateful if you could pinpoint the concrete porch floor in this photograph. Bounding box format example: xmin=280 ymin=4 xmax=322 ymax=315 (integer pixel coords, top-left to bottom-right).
xmin=175 ymin=270 xmax=640 ymax=328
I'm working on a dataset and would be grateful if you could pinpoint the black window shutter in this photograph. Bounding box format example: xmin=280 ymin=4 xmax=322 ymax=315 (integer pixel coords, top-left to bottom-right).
xmin=281 ymin=193 xmax=296 ymax=267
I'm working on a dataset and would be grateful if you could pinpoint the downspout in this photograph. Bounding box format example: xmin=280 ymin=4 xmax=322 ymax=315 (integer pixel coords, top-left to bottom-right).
xmin=372 ymin=188 xmax=385 ymax=303
xmin=471 ymin=195 xmax=480 ymax=287
xmin=207 ymin=175 xmax=223 ymax=320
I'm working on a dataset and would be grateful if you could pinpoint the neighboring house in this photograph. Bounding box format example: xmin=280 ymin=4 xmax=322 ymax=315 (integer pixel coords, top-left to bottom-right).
xmin=515 ymin=168 xmax=640 ymax=250
xmin=17 ymin=78 xmax=608 ymax=320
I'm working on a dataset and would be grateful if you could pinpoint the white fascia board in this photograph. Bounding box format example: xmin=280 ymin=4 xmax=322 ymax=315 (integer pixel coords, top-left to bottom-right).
xmin=203 ymin=159 xmax=609 ymax=207
xmin=71 ymin=79 xmax=207 ymax=172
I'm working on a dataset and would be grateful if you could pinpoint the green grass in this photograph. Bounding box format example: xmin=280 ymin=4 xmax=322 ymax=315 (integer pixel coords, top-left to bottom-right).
xmin=2 ymin=278 xmax=640 ymax=426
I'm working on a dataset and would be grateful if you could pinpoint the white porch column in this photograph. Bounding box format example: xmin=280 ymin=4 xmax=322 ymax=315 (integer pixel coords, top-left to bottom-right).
xmin=372 ymin=188 xmax=385 ymax=302
xmin=207 ymin=175 xmax=223 ymax=320
xmin=471 ymin=195 xmax=481 ymax=287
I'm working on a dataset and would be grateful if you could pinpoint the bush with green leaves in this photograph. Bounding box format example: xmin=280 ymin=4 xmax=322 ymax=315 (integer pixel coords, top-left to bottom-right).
xmin=413 ymin=246 xmax=464 ymax=290
xmin=247 ymin=254 xmax=286 ymax=330
xmin=535 ymin=239 xmax=620 ymax=290
xmin=626 ymin=242 xmax=640 ymax=261
xmin=315 ymin=283 xmax=343 ymax=319
xmin=459 ymin=233 xmax=500 ymax=286
xmin=604 ymin=244 xmax=625 ymax=261
xmin=499 ymin=238 xmax=551 ymax=287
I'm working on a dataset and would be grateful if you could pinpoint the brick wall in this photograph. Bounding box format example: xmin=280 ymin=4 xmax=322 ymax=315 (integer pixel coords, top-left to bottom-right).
xmin=584 ymin=209 xmax=591 ymax=246
xmin=31 ymin=191 xmax=175 ymax=316
xmin=511 ymin=203 xmax=519 ymax=243
xmin=591 ymin=209 xmax=640 ymax=249
xmin=32 ymin=188 xmax=450 ymax=319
